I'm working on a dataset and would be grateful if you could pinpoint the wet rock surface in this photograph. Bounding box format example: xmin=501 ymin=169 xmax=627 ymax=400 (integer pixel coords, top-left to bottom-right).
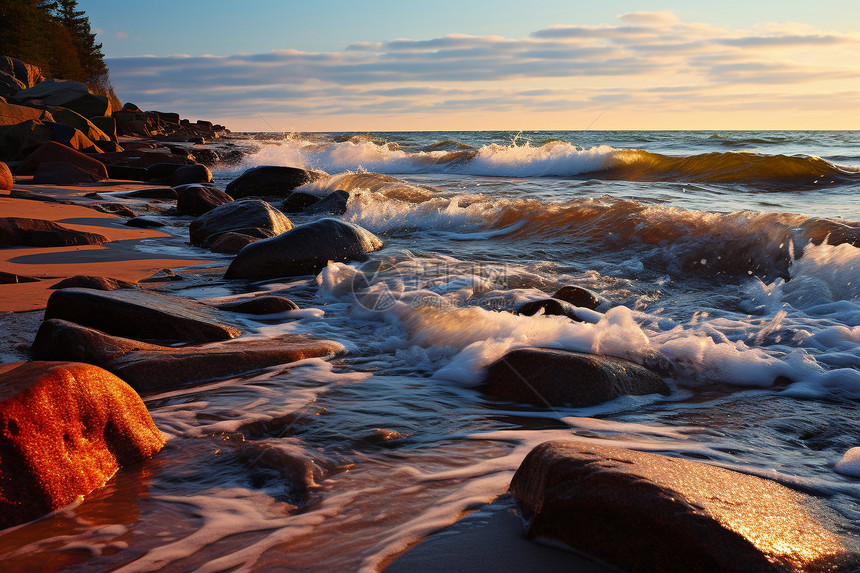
xmin=510 ymin=440 xmax=855 ymax=573
xmin=225 ymin=165 xmax=326 ymax=199
xmin=481 ymin=348 xmax=669 ymax=407
xmin=189 ymin=199 xmax=292 ymax=246
xmin=43 ymin=287 xmax=241 ymax=343
xmin=32 ymin=319 xmax=343 ymax=393
xmin=225 ymin=218 xmax=383 ymax=280
xmin=0 ymin=361 xmax=165 ymax=529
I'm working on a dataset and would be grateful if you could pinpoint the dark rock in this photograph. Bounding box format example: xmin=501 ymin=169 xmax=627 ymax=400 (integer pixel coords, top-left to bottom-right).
xmin=106 ymin=165 xmax=150 ymax=182
xmin=0 ymin=73 xmax=25 ymax=100
xmin=481 ymin=348 xmax=669 ymax=407
xmin=45 ymin=106 xmax=110 ymax=142
xmin=509 ymin=440 xmax=853 ymax=573
xmin=125 ymin=217 xmax=165 ymax=228
xmin=43 ymin=287 xmax=241 ymax=343
xmin=9 ymin=189 xmax=63 ymax=202
xmin=90 ymin=116 xmax=116 ymax=140
xmin=189 ymin=199 xmax=292 ymax=246
xmin=207 ymin=232 xmax=259 ymax=254
xmin=0 ymin=217 xmax=108 ymax=247
xmin=552 ymin=286 xmax=601 ymax=310
xmin=32 ymin=161 xmax=100 ymax=184
xmin=13 ymin=78 xmax=90 ymax=107
xmin=175 ymin=184 xmax=232 ymax=216
xmin=120 ymin=187 xmax=176 ymax=200
xmin=49 ymin=275 xmax=137 ymax=291
xmin=91 ymin=203 xmax=136 ymax=217
xmin=0 ymin=119 xmax=100 ymax=159
xmin=168 ymin=164 xmax=212 ymax=186
xmin=0 ymin=271 xmax=39 ymax=284
xmin=122 ymin=102 xmax=141 ymax=112
xmin=0 ymin=361 xmax=165 ymax=529
xmin=281 ymin=191 xmax=321 ymax=213
xmin=16 ymin=141 xmax=108 ymax=179
xmin=201 ymin=227 xmax=276 ymax=248
xmin=516 ymin=299 xmax=585 ymax=322
xmin=303 ymin=189 xmax=349 ymax=215
xmin=216 ymin=296 xmax=299 ymax=314
xmin=0 ymin=161 xmax=12 ymax=190
xmin=146 ymin=162 xmax=184 ymax=179
xmin=62 ymin=93 xmax=111 ymax=119
xmin=226 ymin=165 xmax=326 ymax=199
xmin=32 ymin=319 xmax=343 ymax=394
xmin=94 ymin=140 xmax=123 ymax=153
xmin=225 ymin=219 xmax=383 ymax=280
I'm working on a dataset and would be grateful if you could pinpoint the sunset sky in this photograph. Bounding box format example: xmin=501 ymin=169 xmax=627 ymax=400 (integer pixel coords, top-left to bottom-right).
xmin=83 ymin=0 xmax=860 ymax=132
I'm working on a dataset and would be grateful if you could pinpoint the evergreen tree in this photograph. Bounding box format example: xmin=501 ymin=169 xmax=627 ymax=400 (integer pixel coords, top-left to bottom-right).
xmin=53 ymin=0 xmax=108 ymax=86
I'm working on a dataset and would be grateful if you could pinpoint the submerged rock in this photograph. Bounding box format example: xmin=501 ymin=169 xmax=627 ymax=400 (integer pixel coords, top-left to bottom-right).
xmin=189 ymin=199 xmax=292 ymax=246
xmin=226 ymin=165 xmax=326 ymax=199
xmin=0 ymin=361 xmax=165 ymax=529
xmin=510 ymin=440 xmax=854 ymax=573
xmin=207 ymin=231 xmax=259 ymax=254
xmin=32 ymin=319 xmax=343 ymax=393
xmin=225 ymin=218 xmax=383 ymax=280
xmin=0 ymin=217 xmax=108 ymax=247
xmin=481 ymin=348 xmax=669 ymax=407
xmin=43 ymin=287 xmax=241 ymax=343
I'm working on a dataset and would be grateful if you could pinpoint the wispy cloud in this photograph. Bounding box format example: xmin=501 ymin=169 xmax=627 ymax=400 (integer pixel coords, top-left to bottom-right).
xmin=106 ymin=12 xmax=860 ymax=130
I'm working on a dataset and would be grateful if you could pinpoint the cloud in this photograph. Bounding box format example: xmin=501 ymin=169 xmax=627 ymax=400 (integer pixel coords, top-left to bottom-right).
xmin=105 ymin=11 xmax=860 ymax=130
xmin=115 ymin=31 xmax=129 ymax=40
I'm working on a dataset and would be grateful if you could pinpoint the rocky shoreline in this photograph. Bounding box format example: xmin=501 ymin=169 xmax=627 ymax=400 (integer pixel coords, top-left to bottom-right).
xmin=1 ymin=55 xmax=858 ymax=572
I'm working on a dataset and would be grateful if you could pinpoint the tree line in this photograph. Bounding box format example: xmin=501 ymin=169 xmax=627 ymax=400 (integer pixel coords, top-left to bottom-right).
xmin=0 ymin=0 xmax=112 ymax=94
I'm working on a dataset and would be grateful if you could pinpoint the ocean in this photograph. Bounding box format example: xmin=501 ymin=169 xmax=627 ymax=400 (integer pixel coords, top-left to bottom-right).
xmin=3 ymin=130 xmax=859 ymax=570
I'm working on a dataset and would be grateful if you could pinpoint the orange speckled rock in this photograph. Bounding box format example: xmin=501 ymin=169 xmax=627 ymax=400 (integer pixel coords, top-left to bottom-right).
xmin=0 ymin=361 xmax=165 ymax=530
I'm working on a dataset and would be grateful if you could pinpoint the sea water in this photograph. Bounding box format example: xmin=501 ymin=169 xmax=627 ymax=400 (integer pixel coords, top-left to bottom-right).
xmin=2 ymin=130 xmax=859 ymax=571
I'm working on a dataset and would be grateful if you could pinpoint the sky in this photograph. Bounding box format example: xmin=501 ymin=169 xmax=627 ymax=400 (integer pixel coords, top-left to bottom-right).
xmin=82 ymin=0 xmax=860 ymax=132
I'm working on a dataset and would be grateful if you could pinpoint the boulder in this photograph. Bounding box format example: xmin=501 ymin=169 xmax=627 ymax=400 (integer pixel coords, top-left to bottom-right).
xmin=516 ymin=298 xmax=585 ymax=322
xmin=91 ymin=203 xmax=136 ymax=218
xmin=281 ymin=191 xmax=321 ymax=213
xmin=509 ymin=440 xmax=853 ymax=573
xmin=145 ymin=161 xmax=185 ymax=178
xmin=175 ymin=184 xmax=232 ymax=216
xmin=0 ymin=361 xmax=165 ymax=529
xmin=31 ymin=319 xmax=343 ymax=394
xmin=168 ymin=163 xmax=212 ymax=186
xmin=49 ymin=275 xmax=137 ymax=291
xmin=201 ymin=227 xmax=277 ymax=248
xmin=93 ymin=140 xmax=123 ymax=153
xmin=303 ymin=189 xmax=349 ymax=215
xmin=208 ymin=231 xmax=259 ymax=254
xmin=122 ymin=102 xmax=141 ymax=112
xmin=481 ymin=348 xmax=669 ymax=407
xmin=0 ymin=57 xmax=44 ymax=90
xmin=32 ymin=161 xmax=101 ymax=184
xmin=225 ymin=219 xmax=383 ymax=280
xmin=0 ymin=100 xmax=53 ymax=126
xmin=216 ymin=296 xmax=299 ymax=314
xmin=552 ymin=286 xmax=601 ymax=310
xmin=226 ymin=165 xmax=326 ymax=199
xmin=0 ymin=217 xmax=108 ymax=247
xmin=45 ymin=106 xmax=110 ymax=142
xmin=0 ymin=120 xmax=100 ymax=158
xmin=13 ymin=79 xmax=90 ymax=107
xmin=16 ymin=141 xmax=108 ymax=178
xmin=90 ymin=116 xmax=116 ymax=140
xmin=0 ymin=74 xmax=25 ymax=100
xmin=62 ymin=93 xmax=112 ymax=119
xmin=43 ymin=287 xmax=241 ymax=343
xmin=189 ymin=199 xmax=292 ymax=246
xmin=0 ymin=161 xmax=11 ymax=190
xmin=112 ymin=110 xmax=158 ymax=137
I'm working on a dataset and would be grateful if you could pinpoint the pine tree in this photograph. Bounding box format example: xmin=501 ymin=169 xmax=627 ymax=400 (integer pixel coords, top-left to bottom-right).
xmin=53 ymin=0 xmax=107 ymax=86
